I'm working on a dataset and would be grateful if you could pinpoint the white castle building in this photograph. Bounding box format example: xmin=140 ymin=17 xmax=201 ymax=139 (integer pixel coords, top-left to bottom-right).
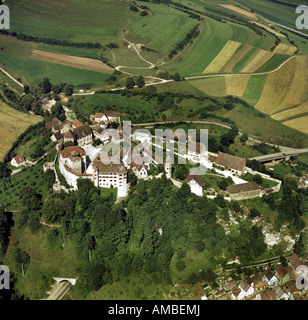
xmin=58 ymin=146 xmax=128 ymax=197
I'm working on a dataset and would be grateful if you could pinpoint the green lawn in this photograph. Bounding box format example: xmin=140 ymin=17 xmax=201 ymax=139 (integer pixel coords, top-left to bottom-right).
xmin=129 ymin=1 xmax=197 ymax=56
xmin=256 ymin=54 xmax=290 ymax=73
xmin=241 ymin=74 xmax=268 ymax=104
xmin=235 ymin=0 xmax=308 ymax=35
xmin=0 ymin=36 xmax=110 ymax=87
xmin=8 ymin=0 xmax=136 ymax=44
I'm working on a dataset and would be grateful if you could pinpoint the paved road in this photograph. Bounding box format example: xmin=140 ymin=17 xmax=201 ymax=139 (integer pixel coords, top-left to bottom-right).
xmin=45 ymin=280 xmax=71 ymax=300
xmin=250 ymin=148 xmax=308 ymax=162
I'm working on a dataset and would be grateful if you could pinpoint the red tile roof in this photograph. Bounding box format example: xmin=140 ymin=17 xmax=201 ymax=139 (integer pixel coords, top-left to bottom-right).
xmin=72 ymin=120 xmax=83 ymax=128
xmin=59 ymin=146 xmax=85 ymax=158
xmin=215 ymin=152 xmax=246 ymax=172
xmin=13 ymin=154 xmax=25 ymax=164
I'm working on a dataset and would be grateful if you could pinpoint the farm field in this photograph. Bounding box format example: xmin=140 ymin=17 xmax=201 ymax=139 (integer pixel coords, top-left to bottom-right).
xmin=189 ymin=55 xmax=308 ymax=136
xmin=127 ymin=1 xmax=197 ymax=56
xmin=1 ymin=0 xmax=308 ymax=302
xmin=0 ymin=36 xmax=111 ymax=87
xmin=234 ymin=0 xmax=308 ymax=35
xmin=218 ymin=4 xmax=258 ymax=20
xmin=30 ymin=49 xmax=114 ymax=74
xmin=7 ymin=0 xmax=136 ymax=44
xmin=0 ymin=101 xmax=41 ymax=161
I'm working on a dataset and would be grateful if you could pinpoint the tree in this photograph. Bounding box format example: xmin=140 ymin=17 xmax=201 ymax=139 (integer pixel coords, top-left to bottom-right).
xmin=86 ymin=234 xmax=96 ymax=261
xmin=173 ymin=72 xmax=181 ymax=81
xmin=23 ymin=85 xmax=30 ymax=94
xmin=218 ymin=178 xmax=230 ymax=191
xmin=63 ymin=84 xmax=74 ymax=96
xmin=0 ymin=162 xmax=9 ymax=178
xmin=240 ymin=133 xmax=248 ymax=143
xmin=136 ymin=75 xmax=145 ymax=88
xmin=12 ymin=248 xmax=30 ymax=276
xmin=52 ymin=84 xmax=61 ymax=94
xmin=125 ymin=77 xmax=135 ymax=89
xmin=38 ymin=78 xmax=52 ymax=94
xmin=253 ymin=174 xmax=263 ymax=185
xmin=19 ymin=186 xmax=41 ymax=211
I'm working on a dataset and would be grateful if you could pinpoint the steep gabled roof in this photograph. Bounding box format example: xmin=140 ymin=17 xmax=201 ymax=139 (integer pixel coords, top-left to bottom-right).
xmin=186 ymin=174 xmax=205 ymax=187
xmin=45 ymin=117 xmax=62 ymax=130
xmin=13 ymin=154 xmax=25 ymax=164
xmin=215 ymin=151 xmax=246 ymax=172
xmin=227 ymin=181 xmax=262 ymax=194
xmin=289 ymin=253 xmax=302 ymax=270
xmin=105 ymin=110 xmax=121 ymax=118
xmin=64 ymin=130 xmax=76 ymax=139
xmin=73 ymin=124 xmax=92 ymax=139
xmin=59 ymin=146 xmax=85 ymax=158
xmin=92 ymin=156 xmax=126 ymax=174
xmin=72 ymin=119 xmax=83 ymax=128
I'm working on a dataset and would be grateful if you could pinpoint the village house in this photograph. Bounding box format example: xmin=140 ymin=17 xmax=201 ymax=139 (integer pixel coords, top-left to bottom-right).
xmin=186 ymin=174 xmax=204 ymax=197
xmin=45 ymin=117 xmax=62 ymax=130
xmin=104 ymin=110 xmax=121 ymax=123
xmin=258 ymin=289 xmax=276 ymax=300
xmin=91 ymin=112 xmax=105 ymax=123
xmin=250 ymin=274 xmax=266 ymax=291
xmin=63 ymin=130 xmax=76 ymax=144
xmin=132 ymin=163 xmax=148 ymax=179
xmin=237 ymin=279 xmax=254 ymax=300
xmin=72 ymin=119 xmax=83 ymax=129
xmin=91 ymin=111 xmax=121 ymax=124
xmin=226 ymin=181 xmax=264 ymax=201
xmin=51 ymin=131 xmax=63 ymax=143
xmin=275 ymin=264 xmax=292 ymax=284
xmin=273 ymin=283 xmax=289 ymax=300
xmin=283 ymin=280 xmax=301 ymax=300
xmin=11 ymin=154 xmax=26 ymax=167
xmin=289 ymin=253 xmax=304 ymax=272
xmin=129 ymin=149 xmax=150 ymax=179
xmin=92 ymin=125 xmax=109 ymax=144
xmin=73 ymin=124 xmax=93 ymax=146
xmin=263 ymin=268 xmax=279 ymax=286
xmin=215 ymin=151 xmax=246 ymax=175
xmin=231 ymin=286 xmax=241 ymax=300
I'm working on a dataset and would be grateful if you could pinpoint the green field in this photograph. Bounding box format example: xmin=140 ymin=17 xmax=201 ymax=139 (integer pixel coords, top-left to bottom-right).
xmin=164 ymin=16 xmax=276 ymax=76
xmin=234 ymin=0 xmax=308 ymax=35
xmin=128 ymin=1 xmax=197 ymax=56
xmin=8 ymin=0 xmax=135 ymax=44
xmin=0 ymin=36 xmax=111 ymax=87
xmin=241 ymin=74 xmax=268 ymax=104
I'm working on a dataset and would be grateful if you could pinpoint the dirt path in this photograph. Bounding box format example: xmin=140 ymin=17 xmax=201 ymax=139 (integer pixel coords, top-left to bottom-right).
xmin=0 ymin=67 xmax=24 ymax=88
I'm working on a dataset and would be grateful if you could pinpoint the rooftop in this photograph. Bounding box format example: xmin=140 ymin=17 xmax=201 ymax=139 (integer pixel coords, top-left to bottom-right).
xmin=215 ymin=151 xmax=246 ymax=172
xmin=227 ymin=181 xmax=262 ymax=194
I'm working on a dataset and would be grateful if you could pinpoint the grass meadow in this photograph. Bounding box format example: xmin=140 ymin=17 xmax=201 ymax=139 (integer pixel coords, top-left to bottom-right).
xmin=0 ymin=101 xmax=41 ymax=161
